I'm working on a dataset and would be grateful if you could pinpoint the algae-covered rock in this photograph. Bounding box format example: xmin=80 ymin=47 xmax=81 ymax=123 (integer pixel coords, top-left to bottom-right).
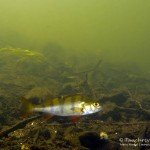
xmin=0 ymin=47 xmax=47 ymax=75
xmin=0 ymin=47 xmax=55 ymax=91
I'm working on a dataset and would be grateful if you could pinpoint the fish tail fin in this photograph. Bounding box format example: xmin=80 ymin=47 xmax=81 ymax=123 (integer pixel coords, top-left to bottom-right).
xmin=21 ymin=97 xmax=34 ymax=114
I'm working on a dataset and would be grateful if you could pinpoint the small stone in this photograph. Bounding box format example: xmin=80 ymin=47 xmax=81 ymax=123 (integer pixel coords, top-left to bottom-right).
xmin=100 ymin=131 xmax=108 ymax=139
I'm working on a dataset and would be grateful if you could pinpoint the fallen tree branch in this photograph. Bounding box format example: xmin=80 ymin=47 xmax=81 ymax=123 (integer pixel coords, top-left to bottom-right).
xmin=0 ymin=115 xmax=42 ymax=139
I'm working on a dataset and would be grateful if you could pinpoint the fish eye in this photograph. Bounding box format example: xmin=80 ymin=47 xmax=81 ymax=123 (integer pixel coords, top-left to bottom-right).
xmin=93 ymin=103 xmax=99 ymax=107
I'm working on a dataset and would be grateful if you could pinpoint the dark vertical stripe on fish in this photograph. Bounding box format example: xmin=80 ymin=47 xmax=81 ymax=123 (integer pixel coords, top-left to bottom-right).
xmin=90 ymin=103 xmax=93 ymax=112
xmin=59 ymin=96 xmax=64 ymax=114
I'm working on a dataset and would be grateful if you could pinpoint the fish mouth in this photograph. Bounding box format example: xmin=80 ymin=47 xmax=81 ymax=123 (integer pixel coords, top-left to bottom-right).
xmin=95 ymin=106 xmax=102 ymax=113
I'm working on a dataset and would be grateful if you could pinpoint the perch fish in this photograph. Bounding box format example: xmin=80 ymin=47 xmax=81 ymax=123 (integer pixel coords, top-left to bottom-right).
xmin=21 ymin=94 xmax=102 ymax=117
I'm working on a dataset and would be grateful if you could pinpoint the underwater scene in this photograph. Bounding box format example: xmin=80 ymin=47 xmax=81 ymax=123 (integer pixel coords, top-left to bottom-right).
xmin=0 ymin=0 xmax=150 ymax=150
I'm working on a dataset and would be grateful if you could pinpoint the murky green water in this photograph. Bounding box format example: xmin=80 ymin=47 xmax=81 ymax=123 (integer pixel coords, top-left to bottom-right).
xmin=0 ymin=0 xmax=150 ymax=72
xmin=0 ymin=1 xmax=149 ymax=149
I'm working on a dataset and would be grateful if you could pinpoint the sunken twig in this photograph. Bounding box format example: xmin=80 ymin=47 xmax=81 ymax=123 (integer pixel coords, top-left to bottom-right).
xmin=0 ymin=115 xmax=42 ymax=139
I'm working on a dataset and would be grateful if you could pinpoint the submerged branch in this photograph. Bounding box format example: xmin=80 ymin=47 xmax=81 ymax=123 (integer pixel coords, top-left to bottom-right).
xmin=0 ymin=115 xmax=42 ymax=139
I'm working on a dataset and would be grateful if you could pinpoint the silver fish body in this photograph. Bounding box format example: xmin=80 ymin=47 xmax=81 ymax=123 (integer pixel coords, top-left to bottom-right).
xmin=33 ymin=101 xmax=102 ymax=116
xmin=21 ymin=94 xmax=102 ymax=117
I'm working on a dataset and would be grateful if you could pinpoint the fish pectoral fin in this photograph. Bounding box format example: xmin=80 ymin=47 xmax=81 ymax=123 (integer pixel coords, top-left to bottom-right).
xmin=70 ymin=107 xmax=83 ymax=113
